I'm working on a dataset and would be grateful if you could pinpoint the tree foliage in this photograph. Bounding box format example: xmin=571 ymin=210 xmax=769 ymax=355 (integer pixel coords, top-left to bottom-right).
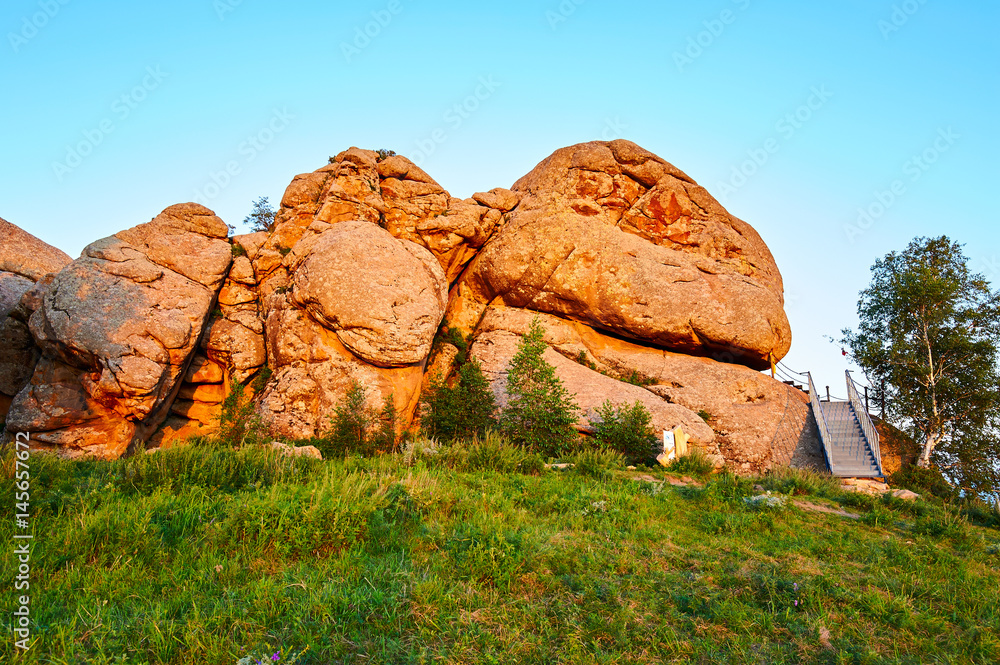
xmin=499 ymin=318 xmax=580 ymax=456
xmin=243 ymin=196 xmax=276 ymax=233
xmin=325 ymin=382 xmax=399 ymax=457
xmin=590 ymin=399 xmax=658 ymax=463
xmin=841 ymin=236 xmax=1000 ymax=496
xmin=421 ymin=359 xmax=497 ymax=442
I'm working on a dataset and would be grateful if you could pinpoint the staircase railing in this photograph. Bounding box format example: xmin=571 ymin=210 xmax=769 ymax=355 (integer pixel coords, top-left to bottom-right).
xmin=805 ymin=371 xmax=835 ymax=473
xmin=845 ymin=371 xmax=883 ymax=477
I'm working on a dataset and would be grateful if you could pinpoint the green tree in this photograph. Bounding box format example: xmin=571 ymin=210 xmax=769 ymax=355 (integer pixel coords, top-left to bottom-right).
xmin=499 ymin=317 xmax=580 ymax=456
xmin=590 ymin=399 xmax=658 ymax=462
xmin=422 ymin=359 xmax=498 ymax=441
xmin=840 ymin=236 xmax=1000 ymax=490
xmin=243 ymin=196 xmax=275 ymax=233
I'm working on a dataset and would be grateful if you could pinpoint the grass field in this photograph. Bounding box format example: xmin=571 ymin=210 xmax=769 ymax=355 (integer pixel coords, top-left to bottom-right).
xmin=2 ymin=438 xmax=999 ymax=664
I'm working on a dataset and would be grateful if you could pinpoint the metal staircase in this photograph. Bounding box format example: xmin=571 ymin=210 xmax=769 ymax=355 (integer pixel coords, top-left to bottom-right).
xmin=804 ymin=370 xmax=883 ymax=478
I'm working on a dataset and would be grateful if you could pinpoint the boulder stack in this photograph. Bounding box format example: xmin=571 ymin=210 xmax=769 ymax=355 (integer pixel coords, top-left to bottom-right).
xmin=2 ymin=141 xmax=822 ymax=472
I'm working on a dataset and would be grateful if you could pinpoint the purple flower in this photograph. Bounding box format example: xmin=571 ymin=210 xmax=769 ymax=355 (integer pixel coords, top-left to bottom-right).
xmin=794 ymin=600 xmax=799 ymax=606
xmin=272 ymin=652 xmax=281 ymax=661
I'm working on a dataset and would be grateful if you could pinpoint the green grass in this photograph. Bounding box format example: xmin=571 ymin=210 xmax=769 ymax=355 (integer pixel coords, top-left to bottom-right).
xmin=3 ymin=443 xmax=999 ymax=664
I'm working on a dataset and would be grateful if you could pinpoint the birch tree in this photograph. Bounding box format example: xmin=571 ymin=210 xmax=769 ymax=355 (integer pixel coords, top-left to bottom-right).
xmin=841 ymin=236 xmax=1000 ymax=473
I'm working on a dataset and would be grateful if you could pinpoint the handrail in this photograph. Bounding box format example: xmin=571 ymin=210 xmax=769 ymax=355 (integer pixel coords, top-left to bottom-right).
xmin=805 ymin=371 xmax=836 ymax=473
xmin=845 ymin=371 xmax=883 ymax=477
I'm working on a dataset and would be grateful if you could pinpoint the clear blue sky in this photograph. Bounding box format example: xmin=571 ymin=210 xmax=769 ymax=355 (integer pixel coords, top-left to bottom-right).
xmin=2 ymin=0 xmax=997 ymax=393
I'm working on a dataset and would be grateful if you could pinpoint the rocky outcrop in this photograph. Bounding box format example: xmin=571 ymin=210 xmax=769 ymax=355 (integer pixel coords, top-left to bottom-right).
xmin=455 ymin=140 xmax=790 ymax=370
xmin=3 ymin=140 xmax=817 ymax=474
xmin=0 ymin=216 xmax=74 ymax=282
xmin=5 ymin=204 xmax=231 ymax=458
xmin=0 ymin=220 xmax=72 ymax=421
xmin=466 ymin=307 xmax=822 ymax=473
xmin=254 ymin=221 xmax=446 ymax=439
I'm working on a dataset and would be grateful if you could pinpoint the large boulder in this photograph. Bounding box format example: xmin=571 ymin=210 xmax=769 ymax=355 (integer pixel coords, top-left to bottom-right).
xmin=468 ymin=307 xmax=822 ymax=473
xmin=0 ymin=216 xmax=73 ymax=282
xmin=289 ymin=220 xmax=448 ymax=367
xmin=0 ymin=218 xmax=72 ymax=420
xmin=456 ymin=140 xmax=790 ymax=370
xmin=5 ymin=204 xmax=232 ymax=458
xmin=255 ymin=221 xmax=448 ymax=439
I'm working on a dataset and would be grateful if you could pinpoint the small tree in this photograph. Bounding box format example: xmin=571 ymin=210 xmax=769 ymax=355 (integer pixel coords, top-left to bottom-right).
xmin=422 ymin=359 xmax=497 ymax=441
xmin=328 ymin=382 xmax=374 ymax=456
xmin=590 ymin=400 xmax=658 ymax=462
xmin=841 ymin=236 xmax=1000 ymax=482
xmin=217 ymin=378 xmax=267 ymax=448
xmin=500 ymin=317 xmax=580 ymax=457
xmin=371 ymin=394 xmax=401 ymax=454
xmin=243 ymin=196 xmax=275 ymax=233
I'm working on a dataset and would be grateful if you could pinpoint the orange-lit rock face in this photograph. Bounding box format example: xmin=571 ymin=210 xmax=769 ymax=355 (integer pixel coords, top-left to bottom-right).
xmin=460 ymin=140 xmax=790 ymax=370
xmin=259 ymin=292 xmax=425 ymax=440
xmin=0 ymin=219 xmax=72 ymax=420
xmin=470 ymin=307 xmax=820 ymax=474
xmin=4 ymin=140 xmax=795 ymax=467
xmin=4 ymin=204 xmax=232 ymax=458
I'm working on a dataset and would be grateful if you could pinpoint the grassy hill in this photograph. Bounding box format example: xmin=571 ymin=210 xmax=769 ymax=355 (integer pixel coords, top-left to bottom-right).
xmin=2 ymin=439 xmax=999 ymax=664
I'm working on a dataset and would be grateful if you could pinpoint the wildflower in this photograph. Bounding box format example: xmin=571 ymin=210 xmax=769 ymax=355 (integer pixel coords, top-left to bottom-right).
xmin=272 ymin=652 xmax=281 ymax=661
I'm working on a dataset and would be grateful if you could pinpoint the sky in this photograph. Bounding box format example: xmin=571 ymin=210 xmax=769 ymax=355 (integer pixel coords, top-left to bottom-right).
xmin=2 ymin=0 xmax=998 ymax=395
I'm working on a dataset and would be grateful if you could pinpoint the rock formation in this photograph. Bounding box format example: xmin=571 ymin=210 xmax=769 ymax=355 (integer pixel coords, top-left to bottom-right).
xmin=2 ymin=141 xmax=822 ymax=473
xmin=0 ymin=218 xmax=72 ymax=421
xmin=4 ymin=204 xmax=231 ymax=458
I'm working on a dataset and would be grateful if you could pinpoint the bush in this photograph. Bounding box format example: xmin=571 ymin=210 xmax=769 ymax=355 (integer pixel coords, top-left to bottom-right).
xmin=890 ymin=464 xmax=957 ymax=501
xmin=570 ymin=447 xmax=625 ymax=480
xmin=420 ymin=431 xmax=545 ymax=475
xmin=590 ymin=400 xmax=658 ymax=462
xmin=216 ymin=378 xmax=268 ymax=448
xmin=422 ymin=359 xmax=497 ymax=441
xmin=321 ymin=382 xmax=399 ymax=457
xmin=666 ymin=449 xmax=715 ymax=478
xmin=759 ymin=465 xmax=841 ymax=497
xmin=499 ymin=317 xmax=580 ymax=457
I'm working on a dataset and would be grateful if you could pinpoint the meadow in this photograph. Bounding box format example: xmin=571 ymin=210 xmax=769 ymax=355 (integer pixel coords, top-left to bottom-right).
xmin=2 ymin=437 xmax=999 ymax=664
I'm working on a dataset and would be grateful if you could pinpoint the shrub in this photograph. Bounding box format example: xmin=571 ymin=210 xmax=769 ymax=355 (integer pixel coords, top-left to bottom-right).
xmin=760 ymin=465 xmax=841 ymax=497
xmin=375 ymin=148 xmax=397 ymax=162
xmin=500 ymin=317 xmax=580 ymax=456
xmin=371 ymin=394 xmax=401 ymax=454
xmin=216 ymin=378 xmax=268 ymax=448
xmin=590 ymin=400 xmax=658 ymax=462
xmin=666 ymin=449 xmax=715 ymax=478
xmin=570 ymin=447 xmax=625 ymax=480
xmin=421 ymin=359 xmax=497 ymax=441
xmin=320 ymin=383 xmax=401 ymax=457
xmin=243 ymin=196 xmax=275 ymax=233
xmin=890 ymin=464 xmax=957 ymax=501
xmin=423 ymin=431 xmax=545 ymax=475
